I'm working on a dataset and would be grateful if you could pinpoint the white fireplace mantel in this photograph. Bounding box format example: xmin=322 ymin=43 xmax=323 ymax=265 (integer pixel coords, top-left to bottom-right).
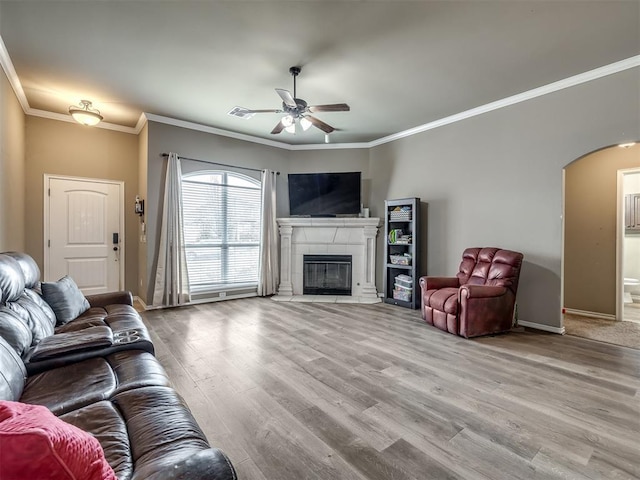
xmin=275 ymin=217 xmax=381 ymax=301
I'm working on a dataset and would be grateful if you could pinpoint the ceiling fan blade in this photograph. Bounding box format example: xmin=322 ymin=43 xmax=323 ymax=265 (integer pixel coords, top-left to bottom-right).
xmin=271 ymin=121 xmax=285 ymax=134
xmin=306 ymin=115 xmax=335 ymax=134
xmin=308 ymin=103 xmax=350 ymax=113
xmin=275 ymin=88 xmax=297 ymax=108
xmin=247 ymin=109 xmax=281 ymax=113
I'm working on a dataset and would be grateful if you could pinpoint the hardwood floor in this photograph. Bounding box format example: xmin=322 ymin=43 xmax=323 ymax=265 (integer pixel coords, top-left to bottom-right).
xmin=141 ymin=298 xmax=640 ymax=480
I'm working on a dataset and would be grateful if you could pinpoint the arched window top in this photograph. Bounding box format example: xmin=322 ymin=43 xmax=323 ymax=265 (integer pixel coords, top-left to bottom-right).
xmin=183 ymin=170 xmax=259 ymax=189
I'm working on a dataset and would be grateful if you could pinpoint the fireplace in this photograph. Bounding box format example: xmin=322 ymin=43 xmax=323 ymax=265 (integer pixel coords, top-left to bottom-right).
xmin=303 ymin=255 xmax=352 ymax=295
xmin=275 ymin=217 xmax=381 ymax=302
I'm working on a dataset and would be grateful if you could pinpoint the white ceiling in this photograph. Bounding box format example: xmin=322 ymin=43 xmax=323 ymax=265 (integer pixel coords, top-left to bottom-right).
xmin=1 ymin=1 xmax=638 ymax=145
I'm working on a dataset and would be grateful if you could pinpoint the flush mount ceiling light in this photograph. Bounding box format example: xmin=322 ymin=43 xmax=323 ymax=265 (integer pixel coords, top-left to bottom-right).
xmin=618 ymin=142 xmax=636 ymax=148
xmin=69 ymin=100 xmax=103 ymax=126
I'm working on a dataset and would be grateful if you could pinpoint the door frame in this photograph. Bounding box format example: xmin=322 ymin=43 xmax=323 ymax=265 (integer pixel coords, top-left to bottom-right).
xmin=616 ymin=167 xmax=640 ymax=321
xmin=43 ymin=174 xmax=125 ymax=290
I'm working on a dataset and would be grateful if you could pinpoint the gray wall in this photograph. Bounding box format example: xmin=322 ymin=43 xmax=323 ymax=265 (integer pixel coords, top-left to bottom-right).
xmin=370 ymin=68 xmax=640 ymax=329
xmin=142 ymin=68 xmax=639 ymax=328
xmin=143 ymin=121 xmax=371 ymax=303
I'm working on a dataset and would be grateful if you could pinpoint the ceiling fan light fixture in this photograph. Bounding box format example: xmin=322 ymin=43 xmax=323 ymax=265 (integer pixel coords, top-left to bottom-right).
xmin=300 ymin=116 xmax=312 ymax=131
xmin=285 ymin=123 xmax=296 ymax=134
xmin=281 ymin=115 xmax=294 ymax=127
xmin=69 ymin=100 xmax=103 ymax=126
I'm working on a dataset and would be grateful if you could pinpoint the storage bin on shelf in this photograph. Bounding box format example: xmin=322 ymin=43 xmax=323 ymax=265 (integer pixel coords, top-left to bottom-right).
xmin=393 ymin=273 xmax=413 ymax=302
xmin=390 ymin=254 xmax=411 ymax=266
xmin=394 ymin=274 xmax=413 ymax=289
xmin=393 ymin=288 xmax=412 ymax=302
xmin=389 ymin=209 xmax=412 ymax=221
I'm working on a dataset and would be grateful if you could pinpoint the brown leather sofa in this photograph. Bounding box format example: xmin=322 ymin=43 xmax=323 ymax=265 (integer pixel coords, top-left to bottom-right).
xmin=0 ymin=252 xmax=155 ymax=374
xmin=419 ymin=247 xmax=523 ymax=338
xmin=0 ymin=252 xmax=236 ymax=480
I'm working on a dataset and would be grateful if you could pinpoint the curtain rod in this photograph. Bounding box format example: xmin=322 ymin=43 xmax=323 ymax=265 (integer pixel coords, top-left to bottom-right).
xmin=161 ymin=153 xmax=279 ymax=175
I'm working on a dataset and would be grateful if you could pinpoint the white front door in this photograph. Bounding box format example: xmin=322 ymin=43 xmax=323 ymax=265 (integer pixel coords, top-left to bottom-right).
xmin=45 ymin=175 xmax=124 ymax=295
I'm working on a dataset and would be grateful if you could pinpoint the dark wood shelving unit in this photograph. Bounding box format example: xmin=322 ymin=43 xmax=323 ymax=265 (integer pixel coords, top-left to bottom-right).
xmin=383 ymin=197 xmax=421 ymax=309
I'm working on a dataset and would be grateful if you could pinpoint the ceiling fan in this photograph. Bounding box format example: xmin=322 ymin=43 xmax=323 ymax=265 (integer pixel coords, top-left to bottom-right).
xmin=228 ymin=66 xmax=350 ymax=135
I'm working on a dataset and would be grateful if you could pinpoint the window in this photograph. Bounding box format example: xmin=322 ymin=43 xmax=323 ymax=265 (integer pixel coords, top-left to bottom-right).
xmin=182 ymin=171 xmax=261 ymax=291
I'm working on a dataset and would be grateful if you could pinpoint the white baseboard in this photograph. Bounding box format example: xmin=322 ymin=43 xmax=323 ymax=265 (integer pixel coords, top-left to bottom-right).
xmin=134 ymin=296 xmax=148 ymax=310
xmin=134 ymin=292 xmax=257 ymax=310
xmin=563 ymin=308 xmax=616 ymax=321
xmin=518 ymin=320 xmax=565 ymax=335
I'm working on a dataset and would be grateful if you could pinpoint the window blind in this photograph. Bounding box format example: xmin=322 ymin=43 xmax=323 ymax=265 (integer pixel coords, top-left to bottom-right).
xmin=182 ymin=172 xmax=261 ymax=290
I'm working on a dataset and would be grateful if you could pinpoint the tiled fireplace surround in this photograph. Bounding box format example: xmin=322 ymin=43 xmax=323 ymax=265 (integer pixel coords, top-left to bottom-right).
xmin=275 ymin=217 xmax=381 ymax=303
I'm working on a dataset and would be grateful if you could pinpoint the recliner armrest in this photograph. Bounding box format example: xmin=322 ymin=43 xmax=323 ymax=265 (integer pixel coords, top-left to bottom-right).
xmin=85 ymin=291 xmax=133 ymax=308
xmin=460 ymin=285 xmax=507 ymax=298
xmin=419 ymin=276 xmax=459 ymax=290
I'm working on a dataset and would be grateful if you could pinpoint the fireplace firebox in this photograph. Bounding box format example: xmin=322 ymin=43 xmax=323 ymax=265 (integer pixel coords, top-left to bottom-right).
xmin=303 ymin=255 xmax=352 ymax=295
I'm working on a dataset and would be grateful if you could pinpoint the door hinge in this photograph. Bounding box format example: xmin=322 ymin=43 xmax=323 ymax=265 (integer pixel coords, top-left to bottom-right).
xmin=48 ymin=240 xmax=50 ymax=247
xmin=48 ymin=188 xmax=50 ymax=196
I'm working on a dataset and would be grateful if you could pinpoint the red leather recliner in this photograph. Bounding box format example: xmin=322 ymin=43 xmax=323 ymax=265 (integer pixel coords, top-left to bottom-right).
xmin=419 ymin=247 xmax=524 ymax=338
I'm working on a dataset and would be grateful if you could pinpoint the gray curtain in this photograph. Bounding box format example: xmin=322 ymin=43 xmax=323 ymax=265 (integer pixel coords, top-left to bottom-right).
xmin=152 ymin=152 xmax=191 ymax=306
xmin=258 ymin=169 xmax=279 ymax=296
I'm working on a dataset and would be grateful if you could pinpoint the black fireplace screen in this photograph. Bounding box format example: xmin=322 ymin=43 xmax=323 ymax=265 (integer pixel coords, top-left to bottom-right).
xmin=303 ymin=254 xmax=352 ymax=295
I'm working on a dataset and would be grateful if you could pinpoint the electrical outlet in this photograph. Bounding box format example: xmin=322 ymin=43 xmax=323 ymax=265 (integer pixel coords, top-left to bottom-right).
xmin=219 ymin=292 xmax=226 ymax=298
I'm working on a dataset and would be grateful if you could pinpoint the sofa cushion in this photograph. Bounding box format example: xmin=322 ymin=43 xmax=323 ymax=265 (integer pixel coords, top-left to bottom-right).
xmin=21 ymin=357 xmax=118 ymax=415
xmin=112 ymin=386 xmax=216 ymax=478
xmin=0 ymin=337 xmax=26 ymax=402
xmin=41 ymin=276 xmax=91 ymax=326
xmin=61 ymin=401 xmax=133 ymax=479
xmin=23 ymin=288 xmax=57 ymax=328
xmin=21 ymin=350 xmax=171 ymax=416
xmin=9 ymin=293 xmax=56 ymax=345
xmin=0 ymin=400 xmax=116 ymax=480
xmin=425 ymin=287 xmax=459 ymax=314
xmin=0 ymin=307 xmax=33 ymax=357
xmin=0 ymin=255 xmax=25 ymax=303
xmin=3 ymin=252 xmax=41 ymax=290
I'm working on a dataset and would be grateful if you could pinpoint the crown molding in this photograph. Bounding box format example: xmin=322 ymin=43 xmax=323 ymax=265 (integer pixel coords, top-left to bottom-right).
xmin=0 ymin=35 xmax=29 ymax=113
xmin=2 ymin=29 xmax=638 ymax=149
xmin=28 ymin=108 xmax=139 ymax=134
xmin=369 ymin=55 xmax=640 ymax=147
xmin=143 ymin=112 xmax=370 ymax=150
xmin=135 ymin=112 xmax=148 ymax=133
xmin=143 ymin=113 xmax=295 ymax=149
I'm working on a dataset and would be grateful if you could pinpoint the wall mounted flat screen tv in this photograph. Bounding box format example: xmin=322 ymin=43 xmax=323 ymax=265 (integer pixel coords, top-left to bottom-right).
xmin=288 ymin=172 xmax=361 ymax=216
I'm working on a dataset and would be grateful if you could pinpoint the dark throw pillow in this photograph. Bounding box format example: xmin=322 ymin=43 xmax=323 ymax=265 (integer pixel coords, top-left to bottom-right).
xmin=41 ymin=276 xmax=90 ymax=326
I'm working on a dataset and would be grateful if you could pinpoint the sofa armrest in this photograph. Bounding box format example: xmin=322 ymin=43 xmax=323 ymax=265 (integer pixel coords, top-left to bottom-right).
xmin=419 ymin=276 xmax=459 ymax=290
xmin=145 ymin=448 xmax=237 ymax=480
xmin=28 ymin=326 xmax=113 ymax=361
xmin=85 ymin=291 xmax=133 ymax=308
xmin=460 ymin=285 xmax=507 ymax=299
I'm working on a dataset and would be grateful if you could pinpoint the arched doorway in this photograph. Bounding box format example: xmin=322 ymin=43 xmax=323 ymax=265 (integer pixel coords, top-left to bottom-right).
xmin=562 ymin=142 xmax=640 ymax=345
